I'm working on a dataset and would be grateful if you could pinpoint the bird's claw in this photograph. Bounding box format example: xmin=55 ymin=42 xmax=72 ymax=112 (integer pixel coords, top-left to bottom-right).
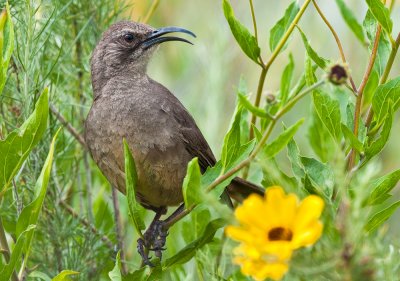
xmin=137 ymin=220 xmax=169 ymax=266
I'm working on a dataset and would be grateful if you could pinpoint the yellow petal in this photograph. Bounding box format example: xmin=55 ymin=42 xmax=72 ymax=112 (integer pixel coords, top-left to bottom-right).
xmin=260 ymin=241 xmax=293 ymax=260
xmin=265 ymin=187 xmax=298 ymax=227
xmin=235 ymin=194 xmax=269 ymax=230
xmin=292 ymin=195 xmax=324 ymax=234
xmin=256 ymin=262 xmax=289 ymax=281
xmin=225 ymin=226 xmax=254 ymax=244
xmin=291 ymin=221 xmax=323 ymax=249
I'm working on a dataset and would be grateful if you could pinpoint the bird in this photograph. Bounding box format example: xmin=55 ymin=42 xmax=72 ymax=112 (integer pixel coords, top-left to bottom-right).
xmin=84 ymin=20 xmax=264 ymax=265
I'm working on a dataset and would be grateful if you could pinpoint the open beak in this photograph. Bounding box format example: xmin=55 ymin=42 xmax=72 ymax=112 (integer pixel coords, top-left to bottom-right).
xmin=141 ymin=26 xmax=196 ymax=49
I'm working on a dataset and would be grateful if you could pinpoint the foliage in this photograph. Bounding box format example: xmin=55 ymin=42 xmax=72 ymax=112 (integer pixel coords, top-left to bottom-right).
xmin=1 ymin=0 xmax=400 ymax=280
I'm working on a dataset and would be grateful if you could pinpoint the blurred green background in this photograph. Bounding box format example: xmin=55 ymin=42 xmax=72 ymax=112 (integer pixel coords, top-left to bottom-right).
xmin=1 ymin=0 xmax=400 ymax=279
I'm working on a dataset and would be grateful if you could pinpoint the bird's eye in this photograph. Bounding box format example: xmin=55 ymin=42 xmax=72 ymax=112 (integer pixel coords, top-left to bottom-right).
xmin=123 ymin=33 xmax=135 ymax=43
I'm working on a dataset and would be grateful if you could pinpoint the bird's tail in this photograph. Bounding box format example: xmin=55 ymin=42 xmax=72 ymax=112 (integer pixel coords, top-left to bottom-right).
xmin=227 ymin=177 xmax=265 ymax=202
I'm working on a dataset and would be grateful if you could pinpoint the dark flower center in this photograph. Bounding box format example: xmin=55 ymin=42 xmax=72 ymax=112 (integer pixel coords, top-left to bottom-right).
xmin=268 ymin=227 xmax=293 ymax=241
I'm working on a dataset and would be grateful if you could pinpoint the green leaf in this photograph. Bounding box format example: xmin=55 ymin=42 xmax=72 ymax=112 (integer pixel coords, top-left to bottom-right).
xmin=182 ymin=158 xmax=203 ymax=207
xmin=365 ymin=201 xmax=400 ymax=233
xmin=341 ymin=123 xmax=364 ymax=153
xmin=51 ymin=270 xmax=80 ymax=281
xmin=28 ymin=271 xmax=52 ymax=281
xmin=0 ymin=225 xmax=35 ymax=281
xmin=279 ymin=53 xmax=295 ymax=104
xmin=371 ymin=77 xmax=400 ymax=126
xmin=365 ymin=104 xmax=393 ymax=161
xmin=308 ymin=108 xmax=336 ymax=162
xmin=363 ymin=11 xmax=391 ymax=75
xmin=123 ymin=139 xmax=146 ymax=236
xmin=263 ymin=119 xmax=304 ymax=159
xmin=367 ymin=169 xmax=400 ymax=206
xmin=237 ymin=93 xmax=270 ymax=119
xmin=297 ymin=26 xmax=329 ymax=69
xmin=164 ymin=218 xmax=225 ymax=268
xmin=222 ymin=0 xmax=260 ymax=63
xmin=109 ymin=251 xmax=122 ymax=281
xmin=365 ymin=0 xmax=393 ymax=36
xmin=301 ymin=157 xmax=335 ymax=199
xmin=15 ymin=129 xmax=59 ymax=268
xmin=335 ymin=0 xmax=366 ymax=45
xmin=269 ymin=1 xmax=299 ymax=52
xmin=313 ymin=91 xmax=342 ymax=141
xmin=0 ymin=88 xmax=49 ymax=195
xmin=0 ymin=2 xmax=14 ymax=95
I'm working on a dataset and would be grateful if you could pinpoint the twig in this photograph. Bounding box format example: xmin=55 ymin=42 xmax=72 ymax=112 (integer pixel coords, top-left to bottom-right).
xmin=249 ymin=0 xmax=312 ymax=139
xmin=348 ymin=26 xmax=382 ymax=170
xmin=312 ymin=0 xmax=357 ymax=93
xmin=0 ymin=218 xmax=19 ymax=281
xmin=59 ymin=200 xmax=114 ymax=250
xmin=143 ymin=0 xmax=160 ymax=24
xmin=111 ymin=187 xmax=127 ymax=274
xmin=365 ymin=32 xmax=400 ymax=128
xmin=49 ymin=103 xmax=86 ymax=148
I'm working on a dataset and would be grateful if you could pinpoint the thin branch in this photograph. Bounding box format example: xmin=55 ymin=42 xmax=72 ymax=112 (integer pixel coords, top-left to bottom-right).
xmin=348 ymin=26 xmax=382 ymax=170
xmin=365 ymin=31 xmax=400 ymax=128
xmin=59 ymin=200 xmax=114 ymax=250
xmin=312 ymin=0 xmax=358 ymax=93
xmin=49 ymin=103 xmax=86 ymax=148
xmin=248 ymin=0 xmax=258 ymax=43
xmin=249 ymin=0 xmax=312 ymax=139
xmin=143 ymin=0 xmax=160 ymax=24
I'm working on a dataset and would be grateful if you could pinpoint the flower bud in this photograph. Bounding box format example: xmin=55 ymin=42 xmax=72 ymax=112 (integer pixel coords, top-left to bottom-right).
xmin=328 ymin=63 xmax=349 ymax=85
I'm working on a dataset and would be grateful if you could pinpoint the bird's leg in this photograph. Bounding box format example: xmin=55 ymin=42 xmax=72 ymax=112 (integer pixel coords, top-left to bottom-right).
xmin=137 ymin=206 xmax=167 ymax=266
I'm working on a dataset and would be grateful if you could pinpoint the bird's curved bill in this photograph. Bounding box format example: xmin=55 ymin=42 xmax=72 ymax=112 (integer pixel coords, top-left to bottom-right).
xmin=142 ymin=26 xmax=196 ymax=49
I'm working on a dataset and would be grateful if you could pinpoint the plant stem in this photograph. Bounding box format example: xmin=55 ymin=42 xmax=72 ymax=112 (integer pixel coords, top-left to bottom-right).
xmin=165 ymin=80 xmax=324 ymax=229
xmin=348 ymin=26 xmax=382 ymax=170
xmin=248 ymin=0 xmax=258 ymax=43
xmin=111 ymin=188 xmax=127 ymax=274
xmin=365 ymin=32 xmax=400 ymax=128
xmin=249 ymin=0 xmax=312 ymax=139
xmin=312 ymin=0 xmax=358 ymax=93
xmin=143 ymin=0 xmax=160 ymax=23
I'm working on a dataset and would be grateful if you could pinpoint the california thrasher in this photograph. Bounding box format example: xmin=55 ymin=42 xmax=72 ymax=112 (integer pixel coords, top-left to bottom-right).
xmin=85 ymin=21 xmax=264 ymax=265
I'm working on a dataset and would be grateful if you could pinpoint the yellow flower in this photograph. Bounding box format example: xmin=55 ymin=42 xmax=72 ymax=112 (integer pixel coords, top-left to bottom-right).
xmin=225 ymin=186 xmax=324 ymax=281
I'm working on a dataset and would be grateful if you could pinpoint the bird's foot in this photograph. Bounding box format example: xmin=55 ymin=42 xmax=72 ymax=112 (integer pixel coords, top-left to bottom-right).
xmin=137 ymin=220 xmax=169 ymax=266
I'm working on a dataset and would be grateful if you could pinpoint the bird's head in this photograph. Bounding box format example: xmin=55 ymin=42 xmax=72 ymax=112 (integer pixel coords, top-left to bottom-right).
xmin=90 ymin=21 xmax=195 ymax=92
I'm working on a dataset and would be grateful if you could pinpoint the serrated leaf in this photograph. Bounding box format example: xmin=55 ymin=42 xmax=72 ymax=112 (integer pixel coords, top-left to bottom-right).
xmin=301 ymin=157 xmax=335 ymax=199
xmin=280 ymin=53 xmax=295 ymax=104
xmin=365 ymin=201 xmax=400 ymax=233
xmin=365 ymin=0 xmax=393 ymax=36
xmin=123 ymin=140 xmax=146 ymax=235
xmin=0 ymin=225 xmax=35 ymax=281
xmin=335 ymin=0 xmax=366 ymax=45
xmin=51 ymin=270 xmax=80 ymax=281
xmin=183 ymin=157 xmax=203 ymax=207
xmin=164 ymin=218 xmax=225 ymax=268
xmin=269 ymin=1 xmax=299 ymax=52
xmin=367 ymin=170 xmax=400 ymax=206
xmin=365 ymin=104 xmax=393 ymax=161
xmin=222 ymin=0 xmax=260 ymax=63
xmin=308 ymin=108 xmax=336 ymax=162
xmin=0 ymin=3 xmax=14 ymax=95
xmin=371 ymin=77 xmax=400 ymax=126
xmin=297 ymin=26 xmax=329 ymax=69
xmin=220 ymin=107 xmax=242 ymax=171
xmin=0 ymin=88 xmax=49 ymax=195
xmin=264 ymin=119 xmax=304 ymax=159
xmin=313 ymin=91 xmax=342 ymax=141
xmin=363 ymin=11 xmax=391 ymax=75
xmin=341 ymin=123 xmax=364 ymax=153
